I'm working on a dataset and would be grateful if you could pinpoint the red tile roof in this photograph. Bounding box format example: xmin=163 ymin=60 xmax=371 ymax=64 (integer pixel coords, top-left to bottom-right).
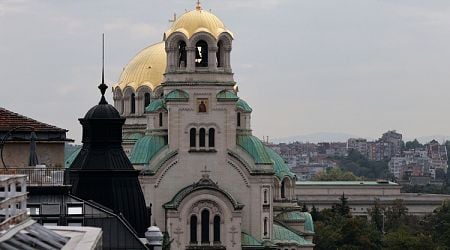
xmin=0 ymin=107 xmax=67 ymax=132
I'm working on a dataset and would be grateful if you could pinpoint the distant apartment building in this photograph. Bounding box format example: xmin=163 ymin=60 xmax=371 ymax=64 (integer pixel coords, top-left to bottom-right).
xmin=347 ymin=138 xmax=368 ymax=156
xmin=367 ymin=140 xmax=392 ymax=161
xmin=427 ymin=140 xmax=448 ymax=177
xmin=318 ymin=142 xmax=348 ymax=157
xmin=388 ymin=156 xmax=407 ymax=179
xmin=388 ymin=140 xmax=448 ymax=180
xmin=381 ymin=130 xmax=403 ymax=157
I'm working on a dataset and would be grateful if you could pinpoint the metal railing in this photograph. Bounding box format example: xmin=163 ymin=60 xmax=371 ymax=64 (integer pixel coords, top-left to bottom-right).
xmin=0 ymin=167 xmax=65 ymax=186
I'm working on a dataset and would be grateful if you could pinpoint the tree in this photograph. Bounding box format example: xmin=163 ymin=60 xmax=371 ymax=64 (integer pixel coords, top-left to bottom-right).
xmin=312 ymin=167 xmax=361 ymax=181
xmin=301 ymin=203 xmax=308 ymax=212
xmin=314 ymin=208 xmax=382 ymax=250
xmin=368 ymin=198 xmax=385 ymax=232
xmin=383 ymin=227 xmax=435 ymax=250
xmin=427 ymin=200 xmax=450 ymax=248
xmin=333 ymin=193 xmax=351 ymax=217
xmin=310 ymin=205 xmax=319 ymax=221
xmin=405 ymin=139 xmax=424 ymax=150
xmin=385 ymin=199 xmax=408 ymax=231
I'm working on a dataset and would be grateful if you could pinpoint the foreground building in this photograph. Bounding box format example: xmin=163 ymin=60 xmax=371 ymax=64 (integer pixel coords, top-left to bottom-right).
xmin=0 ymin=107 xmax=72 ymax=168
xmin=111 ymin=3 xmax=314 ymax=250
xmin=0 ymin=175 xmax=103 ymax=249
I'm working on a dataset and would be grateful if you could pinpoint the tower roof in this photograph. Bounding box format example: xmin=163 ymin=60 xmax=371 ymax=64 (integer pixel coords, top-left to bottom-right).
xmin=164 ymin=7 xmax=233 ymax=40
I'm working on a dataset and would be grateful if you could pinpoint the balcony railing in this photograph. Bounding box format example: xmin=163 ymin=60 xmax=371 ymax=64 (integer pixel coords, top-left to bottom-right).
xmin=0 ymin=167 xmax=65 ymax=186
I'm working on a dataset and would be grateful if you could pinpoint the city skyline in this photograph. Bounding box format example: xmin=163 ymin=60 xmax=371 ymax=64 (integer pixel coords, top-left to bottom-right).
xmin=1 ymin=0 xmax=450 ymax=143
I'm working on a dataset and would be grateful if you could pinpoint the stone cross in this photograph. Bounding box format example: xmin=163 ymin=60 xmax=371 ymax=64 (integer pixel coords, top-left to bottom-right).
xmin=201 ymin=165 xmax=211 ymax=178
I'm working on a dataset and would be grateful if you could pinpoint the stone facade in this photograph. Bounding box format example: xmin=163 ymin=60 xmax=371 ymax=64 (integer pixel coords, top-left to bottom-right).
xmin=111 ymin=4 xmax=314 ymax=250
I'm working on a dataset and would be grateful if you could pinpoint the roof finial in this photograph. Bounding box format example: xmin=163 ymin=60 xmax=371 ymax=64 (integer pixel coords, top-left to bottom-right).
xmin=196 ymin=0 xmax=202 ymax=10
xmin=98 ymin=33 xmax=108 ymax=105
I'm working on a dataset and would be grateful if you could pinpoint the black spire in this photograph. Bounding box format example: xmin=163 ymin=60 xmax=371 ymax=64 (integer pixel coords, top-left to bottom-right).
xmin=98 ymin=33 xmax=108 ymax=105
xmin=68 ymin=33 xmax=150 ymax=237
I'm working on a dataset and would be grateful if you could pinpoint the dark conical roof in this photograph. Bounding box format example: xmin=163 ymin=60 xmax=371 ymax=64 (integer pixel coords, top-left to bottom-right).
xmin=69 ymin=82 xmax=150 ymax=236
xmin=84 ymin=82 xmax=121 ymax=120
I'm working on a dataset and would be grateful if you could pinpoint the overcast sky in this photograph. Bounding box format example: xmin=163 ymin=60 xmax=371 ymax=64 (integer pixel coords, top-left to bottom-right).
xmin=1 ymin=0 xmax=450 ymax=143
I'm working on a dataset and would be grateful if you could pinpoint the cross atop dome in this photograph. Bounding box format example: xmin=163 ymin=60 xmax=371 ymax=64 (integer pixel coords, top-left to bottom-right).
xmin=196 ymin=0 xmax=202 ymax=10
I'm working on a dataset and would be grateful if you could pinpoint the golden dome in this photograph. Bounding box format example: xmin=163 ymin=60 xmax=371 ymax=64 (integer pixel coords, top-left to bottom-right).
xmin=115 ymin=42 xmax=166 ymax=91
xmin=165 ymin=7 xmax=233 ymax=39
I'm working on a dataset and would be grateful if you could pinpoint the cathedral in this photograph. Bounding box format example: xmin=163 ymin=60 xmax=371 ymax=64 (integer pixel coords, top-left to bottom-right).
xmin=111 ymin=3 xmax=314 ymax=249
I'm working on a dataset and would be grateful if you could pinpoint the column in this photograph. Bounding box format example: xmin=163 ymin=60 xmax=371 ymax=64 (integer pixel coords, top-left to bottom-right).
xmin=186 ymin=47 xmax=195 ymax=72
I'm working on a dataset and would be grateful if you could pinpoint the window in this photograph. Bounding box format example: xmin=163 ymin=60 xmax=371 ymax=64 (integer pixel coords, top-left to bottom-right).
xmin=190 ymin=215 xmax=198 ymax=243
xmin=159 ymin=113 xmax=163 ymax=127
xmin=144 ymin=93 xmax=151 ymax=109
xmin=281 ymin=180 xmax=286 ymax=199
xmin=264 ymin=190 xmax=268 ymax=204
xmin=201 ymin=209 xmax=210 ymax=243
xmin=217 ymin=41 xmax=223 ymax=67
xmin=178 ymin=41 xmax=187 ymax=67
xmin=190 ymin=128 xmax=196 ymax=148
xmin=130 ymin=93 xmax=136 ymax=114
xmin=208 ymin=128 xmax=215 ymax=148
xmin=264 ymin=217 xmax=268 ymax=236
xmin=199 ymin=128 xmax=206 ymax=148
xmin=67 ymin=204 xmax=83 ymax=215
xmin=213 ymin=215 xmax=221 ymax=242
xmin=195 ymin=40 xmax=208 ymax=67
xmin=237 ymin=112 xmax=241 ymax=127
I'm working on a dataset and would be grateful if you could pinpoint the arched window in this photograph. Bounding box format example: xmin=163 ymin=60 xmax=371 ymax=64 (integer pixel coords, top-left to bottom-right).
xmin=190 ymin=215 xmax=198 ymax=243
xmin=178 ymin=41 xmax=187 ymax=67
xmin=195 ymin=40 xmax=208 ymax=67
xmin=264 ymin=217 xmax=268 ymax=236
xmin=190 ymin=128 xmax=196 ymax=148
xmin=144 ymin=93 xmax=151 ymax=109
xmin=201 ymin=209 xmax=210 ymax=243
xmin=237 ymin=112 xmax=241 ymax=127
xmin=208 ymin=128 xmax=215 ymax=148
xmin=199 ymin=128 xmax=206 ymax=148
xmin=213 ymin=215 xmax=220 ymax=242
xmin=281 ymin=179 xmax=286 ymax=199
xmin=217 ymin=41 xmax=223 ymax=67
xmin=130 ymin=93 xmax=136 ymax=114
xmin=159 ymin=113 xmax=163 ymax=127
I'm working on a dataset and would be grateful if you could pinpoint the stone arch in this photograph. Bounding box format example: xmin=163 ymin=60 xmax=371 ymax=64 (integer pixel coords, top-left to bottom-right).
xmin=153 ymin=85 xmax=164 ymax=98
xmin=166 ymin=32 xmax=190 ymax=50
xmin=165 ymin=32 xmax=190 ymax=72
xmin=137 ymin=85 xmax=152 ymax=114
xmin=113 ymin=88 xmax=124 ymax=114
xmin=191 ymin=32 xmax=218 ymax=69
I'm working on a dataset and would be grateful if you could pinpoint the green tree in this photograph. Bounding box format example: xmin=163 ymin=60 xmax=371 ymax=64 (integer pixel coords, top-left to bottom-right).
xmin=312 ymin=167 xmax=361 ymax=181
xmin=427 ymin=200 xmax=450 ymax=248
xmin=301 ymin=203 xmax=308 ymax=212
xmin=333 ymin=193 xmax=351 ymax=217
xmin=385 ymin=199 xmax=408 ymax=231
xmin=314 ymin=208 xmax=382 ymax=250
xmin=405 ymin=139 xmax=424 ymax=150
xmin=310 ymin=205 xmax=319 ymax=221
xmin=383 ymin=227 xmax=435 ymax=250
xmin=368 ymin=198 xmax=385 ymax=232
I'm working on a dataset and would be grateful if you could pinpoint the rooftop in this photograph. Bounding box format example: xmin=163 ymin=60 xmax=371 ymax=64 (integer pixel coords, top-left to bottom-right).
xmin=0 ymin=107 xmax=67 ymax=132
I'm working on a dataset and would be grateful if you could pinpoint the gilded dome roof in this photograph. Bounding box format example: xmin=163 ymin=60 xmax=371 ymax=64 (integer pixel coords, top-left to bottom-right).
xmin=114 ymin=42 xmax=166 ymax=91
xmin=164 ymin=7 xmax=233 ymax=39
